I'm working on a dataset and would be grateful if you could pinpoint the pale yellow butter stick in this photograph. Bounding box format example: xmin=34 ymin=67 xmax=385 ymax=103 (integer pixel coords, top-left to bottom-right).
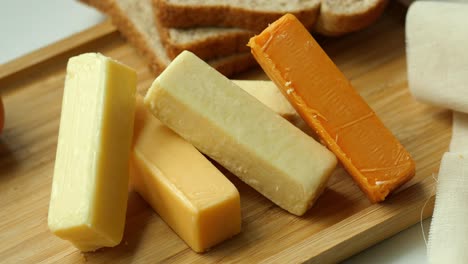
xmin=131 ymin=96 xmax=241 ymax=253
xmin=48 ymin=53 xmax=137 ymax=251
xmin=144 ymin=51 xmax=337 ymax=216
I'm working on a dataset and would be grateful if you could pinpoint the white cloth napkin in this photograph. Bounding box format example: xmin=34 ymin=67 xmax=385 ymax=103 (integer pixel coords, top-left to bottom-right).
xmin=406 ymin=1 xmax=468 ymax=263
xmin=450 ymin=112 xmax=468 ymax=153
xmin=427 ymin=121 xmax=468 ymax=263
xmin=406 ymin=1 xmax=468 ymax=114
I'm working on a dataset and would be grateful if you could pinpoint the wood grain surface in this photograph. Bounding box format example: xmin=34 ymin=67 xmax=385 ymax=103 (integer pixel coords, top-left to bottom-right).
xmin=0 ymin=4 xmax=450 ymax=263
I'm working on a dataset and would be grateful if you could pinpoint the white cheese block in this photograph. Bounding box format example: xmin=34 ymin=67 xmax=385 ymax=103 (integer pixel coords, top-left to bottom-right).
xmin=232 ymin=80 xmax=297 ymax=121
xmin=406 ymin=1 xmax=468 ymax=113
xmin=144 ymin=51 xmax=337 ymax=216
xmin=48 ymin=53 xmax=136 ymax=251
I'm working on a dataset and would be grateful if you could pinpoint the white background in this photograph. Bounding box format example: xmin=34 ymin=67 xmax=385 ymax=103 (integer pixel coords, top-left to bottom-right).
xmin=0 ymin=0 xmax=430 ymax=263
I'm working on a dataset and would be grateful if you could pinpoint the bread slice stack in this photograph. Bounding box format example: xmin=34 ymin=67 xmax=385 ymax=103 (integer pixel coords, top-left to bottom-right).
xmin=79 ymin=0 xmax=389 ymax=77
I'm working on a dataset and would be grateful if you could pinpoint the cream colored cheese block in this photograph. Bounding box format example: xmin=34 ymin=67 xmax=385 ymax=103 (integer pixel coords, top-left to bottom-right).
xmin=48 ymin=53 xmax=137 ymax=252
xmin=233 ymin=80 xmax=297 ymax=121
xmin=131 ymin=96 xmax=241 ymax=252
xmin=406 ymin=1 xmax=468 ymax=113
xmin=144 ymin=51 xmax=337 ymax=216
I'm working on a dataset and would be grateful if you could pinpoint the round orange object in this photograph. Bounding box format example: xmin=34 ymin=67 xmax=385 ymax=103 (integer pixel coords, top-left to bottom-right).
xmin=0 ymin=97 xmax=4 ymax=133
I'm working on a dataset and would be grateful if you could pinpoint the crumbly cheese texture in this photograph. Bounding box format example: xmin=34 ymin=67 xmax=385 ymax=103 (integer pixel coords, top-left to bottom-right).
xmin=406 ymin=1 xmax=468 ymax=113
xmin=248 ymin=14 xmax=415 ymax=203
xmin=131 ymin=96 xmax=241 ymax=252
xmin=233 ymin=80 xmax=297 ymax=121
xmin=144 ymin=51 xmax=337 ymax=216
xmin=48 ymin=53 xmax=136 ymax=252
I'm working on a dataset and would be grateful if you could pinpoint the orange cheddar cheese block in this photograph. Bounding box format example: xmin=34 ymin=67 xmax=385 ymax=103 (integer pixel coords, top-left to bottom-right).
xmin=248 ymin=14 xmax=415 ymax=202
xmin=131 ymin=96 xmax=241 ymax=252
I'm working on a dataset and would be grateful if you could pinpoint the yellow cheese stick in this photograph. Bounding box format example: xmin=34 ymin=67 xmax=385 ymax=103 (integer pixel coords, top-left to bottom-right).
xmin=145 ymin=51 xmax=337 ymax=216
xmin=48 ymin=53 xmax=136 ymax=251
xmin=131 ymin=96 xmax=241 ymax=253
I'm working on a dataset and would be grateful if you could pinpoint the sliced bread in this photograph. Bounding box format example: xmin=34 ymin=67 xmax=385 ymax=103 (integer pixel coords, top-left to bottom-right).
xmin=314 ymin=0 xmax=389 ymax=36
xmin=155 ymin=0 xmax=388 ymax=36
xmin=79 ymin=0 xmax=256 ymax=76
xmin=160 ymin=26 xmax=253 ymax=60
xmin=154 ymin=0 xmax=322 ymax=32
xmin=80 ymin=0 xmax=254 ymax=61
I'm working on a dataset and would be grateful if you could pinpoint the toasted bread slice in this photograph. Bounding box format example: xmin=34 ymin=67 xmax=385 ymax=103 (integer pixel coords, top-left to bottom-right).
xmin=314 ymin=0 xmax=389 ymax=36
xmin=80 ymin=0 xmax=256 ymax=75
xmin=154 ymin=0 xmax=321 ymax=32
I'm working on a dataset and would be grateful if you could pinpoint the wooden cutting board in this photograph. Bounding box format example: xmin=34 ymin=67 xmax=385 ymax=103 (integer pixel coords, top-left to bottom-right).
xmin=0 ymin=4 xmax=450 ymax=263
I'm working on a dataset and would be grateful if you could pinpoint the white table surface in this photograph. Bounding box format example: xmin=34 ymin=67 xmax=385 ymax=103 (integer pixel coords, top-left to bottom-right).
xmin=0 ymin=1 xmax=430 ymax=263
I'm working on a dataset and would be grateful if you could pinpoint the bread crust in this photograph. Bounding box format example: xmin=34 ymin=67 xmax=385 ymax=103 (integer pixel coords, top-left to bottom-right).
xmin=80 ymin=0 xmax=166 ymax=73
xmin=160 ymin=28 xmax=253 ymax=60
xmin=154 ymin=0 xmax=321 ymax=32
xmin=314 ymin=0 xmax=389 ymax=36
xmin=79 ymin=0 xmax=257 ymax=76
xmin=153 ymin=6 xmax=254 ymax=60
